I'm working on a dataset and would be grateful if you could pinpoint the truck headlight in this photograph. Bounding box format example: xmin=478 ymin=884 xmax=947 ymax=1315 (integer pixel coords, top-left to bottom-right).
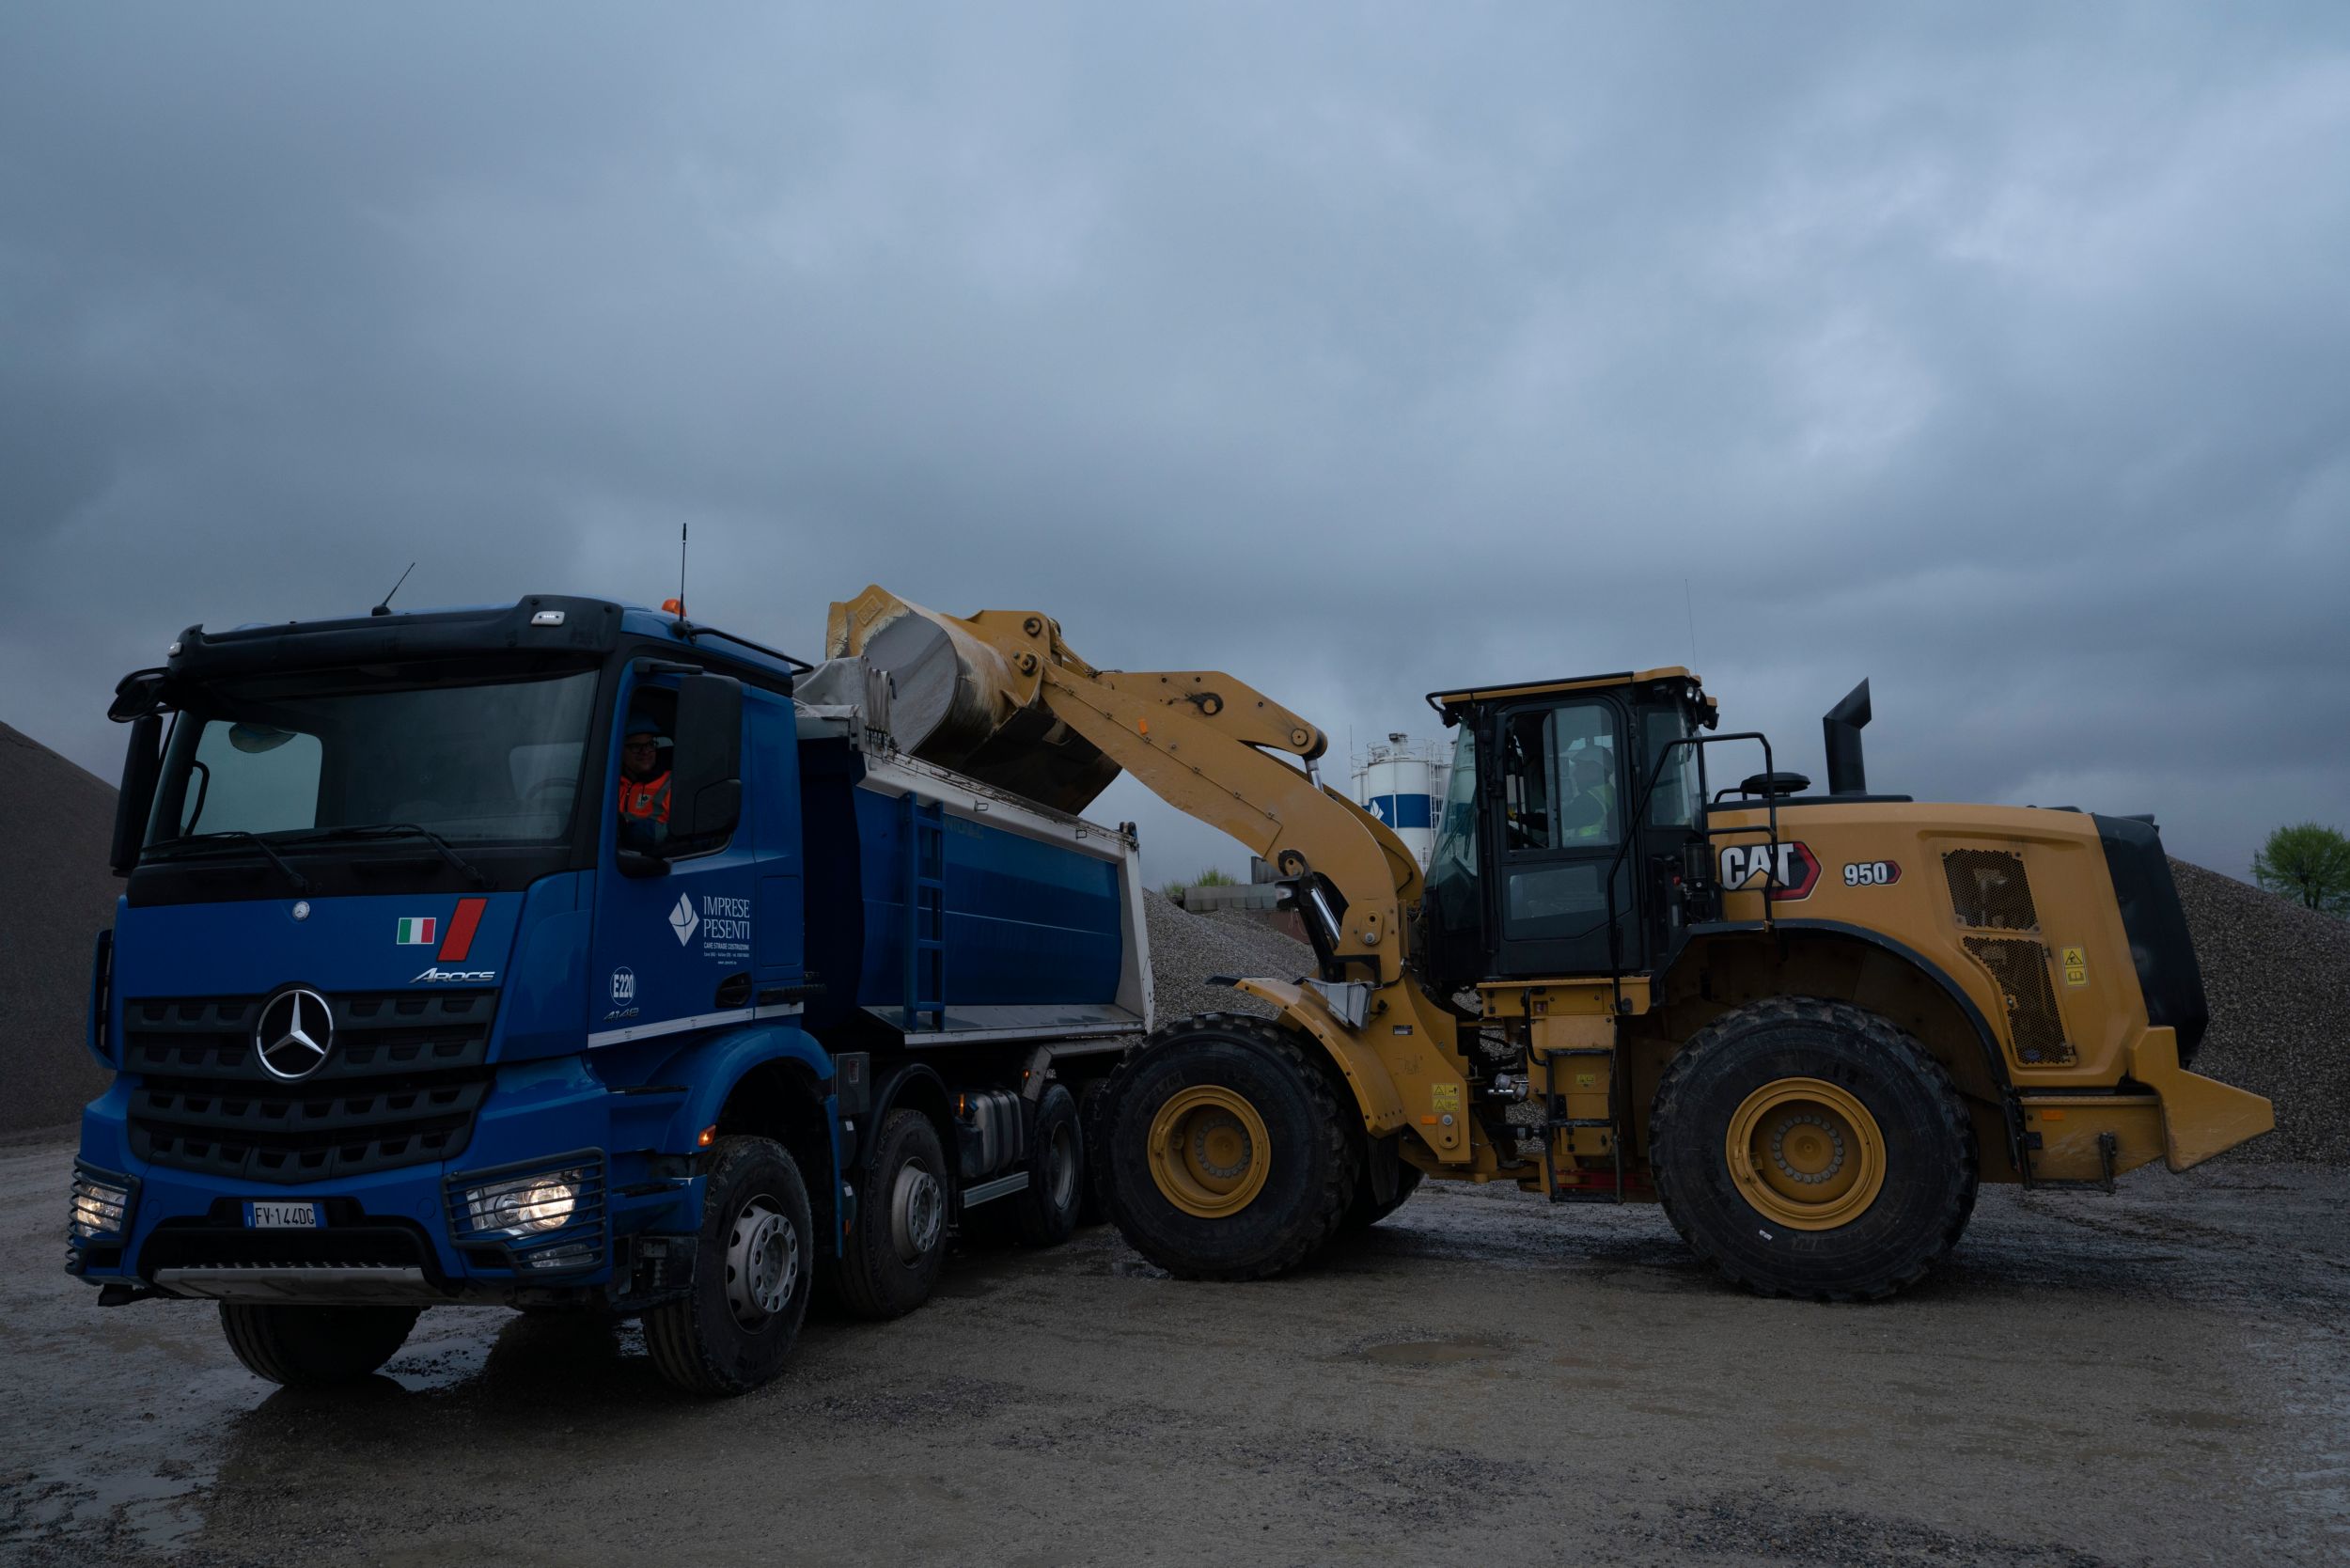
xmin=70 ymin=1170 xmax=132 ymax=1241
xmin=463 ymin=1168 xmax=586 ymax=1237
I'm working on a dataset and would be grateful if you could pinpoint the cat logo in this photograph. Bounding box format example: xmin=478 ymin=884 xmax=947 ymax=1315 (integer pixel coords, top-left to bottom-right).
xmin=1718 ymin=840 xmax=1820 ymax=902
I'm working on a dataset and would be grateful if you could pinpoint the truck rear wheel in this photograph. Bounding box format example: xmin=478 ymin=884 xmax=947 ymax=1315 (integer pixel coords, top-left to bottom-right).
xmin=644 ymin=1135 xmax=813 ymax=1396
xmin=1651 ymin=996 xmax=1977 ymax=1301
xmin=1004 ymin=1084 xmax=1085 ymax=1247
xmin=832 ymin=1108 xmax=950 ymax=1320
xmin=218 ymin=1303 xmax=420 ymax=1386
xmin=1096 ymin=1013 xmax=1355 ymax=1280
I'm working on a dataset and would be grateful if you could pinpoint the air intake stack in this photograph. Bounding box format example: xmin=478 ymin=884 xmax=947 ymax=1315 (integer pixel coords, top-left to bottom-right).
xmin=1823 ymin=679 xmax=1872 ymax=795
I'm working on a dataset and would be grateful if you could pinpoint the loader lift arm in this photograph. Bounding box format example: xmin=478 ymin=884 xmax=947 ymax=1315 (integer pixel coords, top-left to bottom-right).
xmin=825 ymin=587 xmax=1475 ymax=1160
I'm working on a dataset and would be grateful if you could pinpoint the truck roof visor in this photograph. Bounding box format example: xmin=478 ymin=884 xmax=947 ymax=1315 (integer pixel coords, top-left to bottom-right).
xmin=1823 ymin=679 xmax=1871 ymax=796
xmin=824 ymin=587 xmax=1119 ymax=814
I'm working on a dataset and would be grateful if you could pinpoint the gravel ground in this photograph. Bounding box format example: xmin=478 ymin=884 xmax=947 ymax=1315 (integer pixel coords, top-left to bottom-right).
xmin=2 ymin=1134 xmax=2343 ymax=1567
xmin=2171 ymin=859 xmax=2350 ymax=1166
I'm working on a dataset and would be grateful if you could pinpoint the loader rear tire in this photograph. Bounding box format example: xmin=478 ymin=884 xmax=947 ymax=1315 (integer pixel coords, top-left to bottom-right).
xmin=1095 ymin=1013 xmax=1355 ymax=1280
xmin=218 ymin=1303 xmax=420 ymax=1386
xmin=1651 ymin=996 xmax=1976 ymax=1301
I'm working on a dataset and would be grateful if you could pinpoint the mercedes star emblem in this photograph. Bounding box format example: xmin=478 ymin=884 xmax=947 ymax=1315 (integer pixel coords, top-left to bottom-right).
xmin=254 ymin=987 xmax=334 ymax=1082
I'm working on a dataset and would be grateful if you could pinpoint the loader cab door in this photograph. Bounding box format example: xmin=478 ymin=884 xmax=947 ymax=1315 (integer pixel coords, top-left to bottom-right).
xmin=1481 ymin=698 xmax=1639 ymax=979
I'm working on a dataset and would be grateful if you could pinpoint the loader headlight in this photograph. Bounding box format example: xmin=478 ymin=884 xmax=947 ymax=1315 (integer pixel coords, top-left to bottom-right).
xmin=463 ymin=1168 xmax=587 ymax=1237
xmin=70 ymin=1168 xmax=133 ymax=1241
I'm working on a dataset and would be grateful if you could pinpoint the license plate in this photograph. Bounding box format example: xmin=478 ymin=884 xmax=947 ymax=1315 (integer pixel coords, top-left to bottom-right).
xmin=246 ymin=1201 xmax=322 ymax=1229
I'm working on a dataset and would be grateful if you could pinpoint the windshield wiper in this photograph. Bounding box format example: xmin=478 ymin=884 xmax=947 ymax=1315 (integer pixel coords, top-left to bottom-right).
xmin=290 ymin=823 xmax=491 ymax=888
xmin=147 ymin=831 xmax=311 ymax=892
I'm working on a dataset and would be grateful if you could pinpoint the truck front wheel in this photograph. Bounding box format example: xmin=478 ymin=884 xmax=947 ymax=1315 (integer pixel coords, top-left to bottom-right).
xmin=1650 ymin=996 xmax=1977 ymax=1301
xmin=832 ymin=1109 xmax=950 ymax=1320
xmin=218 ymin=1303 xmax=420 ymax=1386
xmin=1096 ymin=1013 xmax=1355 ymax=1280
xmin=645 ymin=1135 xmax=814 ymax=1396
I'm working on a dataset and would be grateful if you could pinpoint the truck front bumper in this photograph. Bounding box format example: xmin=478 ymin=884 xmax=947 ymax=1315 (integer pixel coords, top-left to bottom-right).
xmin=69 ymin=1055 xmax=706 ymax=1309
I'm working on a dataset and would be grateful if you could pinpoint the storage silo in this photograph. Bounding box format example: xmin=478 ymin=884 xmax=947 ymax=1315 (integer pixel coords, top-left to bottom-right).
xmin=1352 ymin=732 xmax=1450 ymax=869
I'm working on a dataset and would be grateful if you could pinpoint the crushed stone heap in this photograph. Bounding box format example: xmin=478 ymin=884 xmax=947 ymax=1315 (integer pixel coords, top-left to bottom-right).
xmin=2170 ymin=858 xmax=2350 ymax=1165
xmin=0 ymin=722 xmax=119 ymax=1134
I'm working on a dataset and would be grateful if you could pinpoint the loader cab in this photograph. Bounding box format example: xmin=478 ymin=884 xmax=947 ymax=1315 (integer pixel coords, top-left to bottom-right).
xmin=1422 ymin=669 xmax=1711 ymax=994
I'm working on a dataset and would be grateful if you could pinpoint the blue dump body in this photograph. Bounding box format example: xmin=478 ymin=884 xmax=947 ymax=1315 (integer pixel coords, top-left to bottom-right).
xmin=68 ymin=595 xmax=1145 ymax=1388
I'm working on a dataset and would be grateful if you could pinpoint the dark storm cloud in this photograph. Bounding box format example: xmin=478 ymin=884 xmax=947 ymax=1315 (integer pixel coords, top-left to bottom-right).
xmin=4 ymin=2 xmax=2345 ymax=883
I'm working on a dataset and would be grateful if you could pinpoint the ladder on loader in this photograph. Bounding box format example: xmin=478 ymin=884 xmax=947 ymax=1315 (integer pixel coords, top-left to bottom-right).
xmin=1530 ymin=1011 xmax=1628 ymax=1203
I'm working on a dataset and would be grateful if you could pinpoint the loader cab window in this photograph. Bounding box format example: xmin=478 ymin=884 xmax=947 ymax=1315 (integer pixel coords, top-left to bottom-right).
xmin=1498 ymin=704 xmax=1619 ymax=853
xmin=1490 ymin=700 xmax=1632 ymax=978
xmin=1421 ymin=723 xmax=1485 ymax=992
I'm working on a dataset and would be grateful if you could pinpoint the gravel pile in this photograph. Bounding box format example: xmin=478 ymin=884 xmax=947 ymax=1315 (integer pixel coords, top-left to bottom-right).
xmin=2170 ymin=857 xmax=2350 ymax=1165
xmin=1143 ymin=891 xmax=1316 ymax=1027
xmin=0 ymin=722 xmax=119 ymax=1134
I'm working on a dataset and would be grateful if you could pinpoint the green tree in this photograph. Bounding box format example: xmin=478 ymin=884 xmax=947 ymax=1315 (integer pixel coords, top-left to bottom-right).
xmin=2251 ymin=823 xmax=2350 ymax=917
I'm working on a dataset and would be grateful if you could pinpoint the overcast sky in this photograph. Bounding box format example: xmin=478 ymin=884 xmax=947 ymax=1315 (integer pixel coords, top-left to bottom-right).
xmin=4 ymin=3 xmax=2345 ymax=886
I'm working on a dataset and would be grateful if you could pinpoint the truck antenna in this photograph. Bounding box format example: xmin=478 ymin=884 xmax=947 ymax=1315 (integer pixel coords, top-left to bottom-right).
xmin=674 ymin=524 xmax=690 ymax=632
xmin=370 ymin=561 xmax=416 ymax=618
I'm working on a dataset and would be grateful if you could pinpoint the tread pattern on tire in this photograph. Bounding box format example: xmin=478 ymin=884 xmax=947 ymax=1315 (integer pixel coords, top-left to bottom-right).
xmin=218 ymin=1303 xmax=419 ymax=1386
xmin=643 ymin=1135 xmax=813 ymax=1397
xmin=830 ymin=1108 xmax=948 ymax=1321
xmin=1094 ymin=1011 xmax=1355 ymax=1281
xmin=1650 ymin=996 xmax=1978 ymax=1302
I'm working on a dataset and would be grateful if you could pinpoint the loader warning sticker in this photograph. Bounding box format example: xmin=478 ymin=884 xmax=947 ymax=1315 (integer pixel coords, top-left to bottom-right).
xmin=2061 ymin=946 xmax=2089 ymax=987
xmin=1717 ymin=840 xmax=1820 ymax=902
xmin=1431 ymin=1083 xmax=1461 ymax=1113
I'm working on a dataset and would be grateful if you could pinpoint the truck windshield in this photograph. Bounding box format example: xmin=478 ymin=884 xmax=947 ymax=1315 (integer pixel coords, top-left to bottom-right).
xmin=148 ymin=666 xmax=599 ymax=848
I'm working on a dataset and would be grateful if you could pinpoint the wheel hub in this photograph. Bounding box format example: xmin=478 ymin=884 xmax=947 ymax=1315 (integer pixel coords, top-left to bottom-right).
xmin=1146 ymin=1086 xmax=1271 ymax=1218
xmin=723 ymin=1195 xmax=798 ymax=1326
xmin=1045 ymin=1123 xmax=1079 ymax=1210
xmin=890 ymin=1160 xmax=944 ymax=1263
xmin=1725 ymin=1077 xmax=1887 ymax=1231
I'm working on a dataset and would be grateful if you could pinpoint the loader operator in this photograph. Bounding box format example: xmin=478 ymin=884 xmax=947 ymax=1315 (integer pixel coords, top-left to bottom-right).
xmin=1562 ymin=750 xmax=1616 ymax=840
xmin=618 ymin=716 xmax=671 ymax=851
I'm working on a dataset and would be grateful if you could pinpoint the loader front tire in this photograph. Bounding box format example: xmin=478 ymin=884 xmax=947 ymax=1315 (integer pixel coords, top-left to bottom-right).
xmin=1096 ymin=1013 xmax=1355 ymax=1280
xmin=1651 ymin=996 xmax=1976 ymax=1301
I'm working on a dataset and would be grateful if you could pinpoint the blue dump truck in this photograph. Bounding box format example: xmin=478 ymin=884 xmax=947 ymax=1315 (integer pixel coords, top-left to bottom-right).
xmin=69 ymin=593 xmax=1152 ymax=1394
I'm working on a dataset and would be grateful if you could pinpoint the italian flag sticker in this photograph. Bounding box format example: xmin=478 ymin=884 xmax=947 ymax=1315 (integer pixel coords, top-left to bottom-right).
xmin=396 ymin=917 xmax=438 ymax=946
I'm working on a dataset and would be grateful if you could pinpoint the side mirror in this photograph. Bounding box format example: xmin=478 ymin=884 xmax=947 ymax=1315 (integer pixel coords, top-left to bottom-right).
xmin=110 ymin=713 xmax=164 ymax=875
xmin=667 ymin=674 xmax=744 ymax=843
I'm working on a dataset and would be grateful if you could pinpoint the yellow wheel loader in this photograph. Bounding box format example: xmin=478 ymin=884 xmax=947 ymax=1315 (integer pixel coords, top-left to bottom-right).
xmin=823 ymin=588 xmax=2272 ymax=1300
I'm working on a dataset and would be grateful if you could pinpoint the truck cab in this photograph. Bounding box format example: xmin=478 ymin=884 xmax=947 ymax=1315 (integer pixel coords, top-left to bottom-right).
xmin=70 ymin=594 xmax=1147 ymax=1394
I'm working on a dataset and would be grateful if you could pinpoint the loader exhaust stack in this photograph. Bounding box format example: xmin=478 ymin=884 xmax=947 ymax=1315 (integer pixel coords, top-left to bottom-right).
xmin=1824 ymin=679 xmax=1871 ymax=796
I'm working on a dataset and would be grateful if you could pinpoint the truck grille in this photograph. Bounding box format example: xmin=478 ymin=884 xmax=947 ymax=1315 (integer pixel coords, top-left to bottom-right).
xmin=122 ymin=991 xmax=497 ymax=1184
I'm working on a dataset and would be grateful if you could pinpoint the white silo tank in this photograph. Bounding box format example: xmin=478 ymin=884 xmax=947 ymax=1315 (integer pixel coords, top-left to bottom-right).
xmin=1353 ymin=732 xmax=1449 ymax=869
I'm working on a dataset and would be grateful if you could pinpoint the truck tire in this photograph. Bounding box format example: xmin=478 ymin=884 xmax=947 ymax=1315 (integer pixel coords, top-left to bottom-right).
xmin=1340 ymin=1160 xmax=1423 ymax=1233
xmin=218 ymin=1303 xmax=420 ymax=1386
xmin=1650 ymin=996 xmax=1977 ymax=1301
xmin=1004 ymin=1084 xmax=1085 ymax=1247
xmin=1076 ymin=1076 xmax=1114 ymax=1225
xmin=833 ymin=1108 xmax=950 ymax=1320
xmin=1095 ymin=1013 xmax=1355 ymax=1280
xmin=644 ymin=1135 xmax=814 ymax=1396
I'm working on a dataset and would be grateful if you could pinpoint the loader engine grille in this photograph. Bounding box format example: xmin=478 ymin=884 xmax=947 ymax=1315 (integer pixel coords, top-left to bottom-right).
xmin=1961 ymin=937 xmax=2075 ymax=1067
xmin=1943 ymin=850 xmax=2040 ymax=932
xmin=122 ymin=990 xmax=497 ymax=1184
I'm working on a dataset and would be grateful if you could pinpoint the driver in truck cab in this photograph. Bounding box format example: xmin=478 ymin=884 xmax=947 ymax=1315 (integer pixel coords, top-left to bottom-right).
xmin=618 ymin=715 xmax=671 ymax=850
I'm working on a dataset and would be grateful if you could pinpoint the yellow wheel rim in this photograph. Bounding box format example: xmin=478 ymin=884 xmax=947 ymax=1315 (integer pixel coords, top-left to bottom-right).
xmin=1147 ymin=1086 xmax=1271 ymax=1218
xmin=1724 ymin=1076 xmax=1886 ymax=1231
